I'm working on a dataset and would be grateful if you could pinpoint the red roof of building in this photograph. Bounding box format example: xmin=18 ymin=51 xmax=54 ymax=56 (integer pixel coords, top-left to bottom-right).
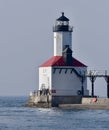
xmin=40 ymin=56 xmax=87 ymax=67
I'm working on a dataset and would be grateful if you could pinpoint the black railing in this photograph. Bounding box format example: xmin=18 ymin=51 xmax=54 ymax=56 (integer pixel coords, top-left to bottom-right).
xmin=53 ymin=25 xmax=73 ymax=32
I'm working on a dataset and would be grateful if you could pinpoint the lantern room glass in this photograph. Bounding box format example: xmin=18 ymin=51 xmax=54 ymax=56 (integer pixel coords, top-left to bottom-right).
xmin=56 ymin=21 xmax=69 ymax=26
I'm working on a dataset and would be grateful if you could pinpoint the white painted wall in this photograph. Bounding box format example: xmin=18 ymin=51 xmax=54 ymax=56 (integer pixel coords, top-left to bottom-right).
xmin=39 ymin=66 xmax=89 ymax=96
xmin=39 ymin=67 xmax=52 ymax=90
xmin=52 ymin=67 xmax=80 ymax=96
xmin=54 ymin=32 xmax=62 ymax=56
xmin=74 ymin=67 xmax=88 ymax=92
xmin=63 ymin=32 xmax=72 ymax=49
xmin=52 ymin=67 xmax=89 ymax=96
xmin=54 ymin=32 xmax=72 ymax=56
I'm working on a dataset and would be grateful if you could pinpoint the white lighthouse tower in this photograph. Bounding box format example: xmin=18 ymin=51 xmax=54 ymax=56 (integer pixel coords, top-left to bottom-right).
xmin=53 ymin=12 xmax=72 ymax=56
xmin=39 ymin=13 xmax=89 ymax=106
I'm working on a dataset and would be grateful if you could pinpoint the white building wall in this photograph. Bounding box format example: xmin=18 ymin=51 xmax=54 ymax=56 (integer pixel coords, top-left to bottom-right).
xmin=74 ymin=67 xmax=88 ymax=94
xmin=39 ymin=67 xmax=52 ymax=90
xmin=39 ymin=66 xmax=89 ymax=96
xmin=52 ymin=67 xmax=81 ymax=96
xmin=52 ymin=67 xmax=89 ymax=96
xmin=54 ymin=32 xmax=72 ymax=56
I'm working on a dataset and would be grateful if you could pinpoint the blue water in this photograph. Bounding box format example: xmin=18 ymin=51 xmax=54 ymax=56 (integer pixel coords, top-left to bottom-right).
xmin=0 ymin=97 xmax=109 ymax=130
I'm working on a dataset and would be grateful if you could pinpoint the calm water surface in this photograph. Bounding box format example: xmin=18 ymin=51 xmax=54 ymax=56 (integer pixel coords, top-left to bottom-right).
xmin=0 ymin=96 xmax=109 ymax=130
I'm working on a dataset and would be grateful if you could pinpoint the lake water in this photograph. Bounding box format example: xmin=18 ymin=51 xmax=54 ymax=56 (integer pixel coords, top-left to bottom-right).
xmin=0 ymin=96 xmax=109 ymax=130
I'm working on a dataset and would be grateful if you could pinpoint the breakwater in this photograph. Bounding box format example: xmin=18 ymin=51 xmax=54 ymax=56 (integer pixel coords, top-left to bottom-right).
xmin=24 ymin=95 xmax=82 ymax=108
xmin=24 ymin=94 xmax=109 ymax=109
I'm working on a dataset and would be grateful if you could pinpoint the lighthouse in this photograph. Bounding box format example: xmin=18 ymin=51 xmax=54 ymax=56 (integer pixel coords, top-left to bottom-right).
xmin=39 ymin=13 xmax=89 ymax=106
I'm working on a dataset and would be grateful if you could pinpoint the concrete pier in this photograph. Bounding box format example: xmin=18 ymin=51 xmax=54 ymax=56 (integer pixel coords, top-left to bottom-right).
xmin=59 ymin=98 xmax=109 ymax=110
xmin=24 ymin=95 xmax=52 ymax=108
xmin=59 ymin=104 xmax=109 ymax=110
xmin=24 ymin=95 xmax=82 ymax=108
xmin=24 ymin=95 xmax=109 ymax=110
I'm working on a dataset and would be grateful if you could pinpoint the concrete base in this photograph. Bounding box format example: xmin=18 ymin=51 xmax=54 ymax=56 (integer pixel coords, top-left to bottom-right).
xmin=59 ymin=104 xmax=109 ymax=110
xmin=24 ymin=95 xmax=109 ymax=109
xmin=82 ymin=97 xmax=109 ymax=105
xmin=24 ymin=102 xmax=51 ymax=108
xmin=52 ymin=96 xmax=82 ymax=107
xmin=59 ymin=98 xmax=109 ymax=110
xmin=25 ymin=95 xmax=82 ymax=107
xmin=24 ymin=95 xmax=52 ymax=108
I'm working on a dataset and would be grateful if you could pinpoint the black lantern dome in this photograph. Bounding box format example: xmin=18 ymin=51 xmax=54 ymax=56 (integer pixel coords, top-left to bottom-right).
xmin=53 ymin=12 xmax=73 ymax=32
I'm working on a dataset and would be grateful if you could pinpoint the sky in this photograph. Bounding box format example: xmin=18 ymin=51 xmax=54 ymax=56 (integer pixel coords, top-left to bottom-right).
xmin=0 ymin=0 xmax=109 ymax=96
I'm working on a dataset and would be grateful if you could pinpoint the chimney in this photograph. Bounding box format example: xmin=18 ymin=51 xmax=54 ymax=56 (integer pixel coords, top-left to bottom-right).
xmin=63 ymin=45 xmax=73 ymax=66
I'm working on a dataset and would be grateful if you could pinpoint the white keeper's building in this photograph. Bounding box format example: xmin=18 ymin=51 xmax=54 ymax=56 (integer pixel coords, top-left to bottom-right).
xmin=39 ymin=13 xmax=89 ymax=104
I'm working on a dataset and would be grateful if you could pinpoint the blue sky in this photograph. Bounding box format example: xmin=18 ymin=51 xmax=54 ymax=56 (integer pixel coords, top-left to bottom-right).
xmin=0 ymin=0 xmax=109 ymax=96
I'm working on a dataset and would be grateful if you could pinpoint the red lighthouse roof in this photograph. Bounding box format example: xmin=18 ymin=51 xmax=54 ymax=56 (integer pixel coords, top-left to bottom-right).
xmin=40 ymin=56 xmax=87 ymax=67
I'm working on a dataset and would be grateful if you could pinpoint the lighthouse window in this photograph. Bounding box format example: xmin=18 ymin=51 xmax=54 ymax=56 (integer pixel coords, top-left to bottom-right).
xmin=64 ymin=21 xmax=69 ymax=25
xmin=56 ymin=21 xmax=60 ymax=25
xmin=61 ymin=21 xmax=64 ymax=25
xmin=56 ymin=21 xmax=69 ymax=26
